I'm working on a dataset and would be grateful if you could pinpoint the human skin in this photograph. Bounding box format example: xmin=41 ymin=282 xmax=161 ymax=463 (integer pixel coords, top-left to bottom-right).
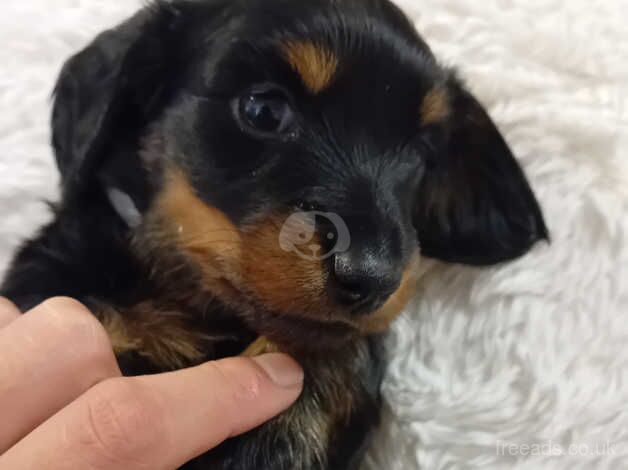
xmin=0 ymin=297 xmax=303 ymax=470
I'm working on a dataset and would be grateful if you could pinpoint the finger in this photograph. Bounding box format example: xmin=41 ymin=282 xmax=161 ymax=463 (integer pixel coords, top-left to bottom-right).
xmin=2 ymin=354 xmax=303 ymax=470
xmin=0 ymin=297 xmax=20 ymax=328
xmin=0 ymin=297 xmax=121 ymax=453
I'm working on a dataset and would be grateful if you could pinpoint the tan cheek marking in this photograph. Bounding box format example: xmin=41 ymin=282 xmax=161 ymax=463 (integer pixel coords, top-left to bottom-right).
xmin=360 ymin=254 xmax=421 ymax=332
xmin=148 ymin=172 xmax=328 ymax=317
xmin=152 ymin=169 xmax=243 ymax=285
xmin=97 ymin=302 xmax=208 ymax=370
xmin=282 ymin=41 xmax=339 ymax=94
xmin=240 ymin=214 xmax=329 ymax=316
xmin=421 ymin=86 xmax=451 ymax=125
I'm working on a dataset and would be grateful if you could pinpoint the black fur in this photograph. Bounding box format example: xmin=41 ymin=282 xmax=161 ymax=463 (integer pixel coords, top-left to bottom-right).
xmin=1 ymin=0 xmax=548 ymax=468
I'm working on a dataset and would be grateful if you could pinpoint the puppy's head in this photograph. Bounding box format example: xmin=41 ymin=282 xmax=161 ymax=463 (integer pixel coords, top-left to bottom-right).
xmin=52 ymin=0 xmax=547 ymax=350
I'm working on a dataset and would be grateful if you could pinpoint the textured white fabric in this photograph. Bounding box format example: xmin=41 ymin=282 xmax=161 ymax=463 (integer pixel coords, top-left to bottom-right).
xmin=1 ymin=1 xmax=627 ymax=469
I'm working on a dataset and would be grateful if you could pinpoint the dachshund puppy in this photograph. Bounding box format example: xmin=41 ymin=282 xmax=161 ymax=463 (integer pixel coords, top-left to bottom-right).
xmin=1 ymin=0 xmax=548 ymax=468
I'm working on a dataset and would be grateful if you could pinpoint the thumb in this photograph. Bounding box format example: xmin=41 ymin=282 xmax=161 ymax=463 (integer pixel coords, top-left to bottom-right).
xmin=164 ymin=353 xmax=304 ymax=461
xmin=0 ymin=353 xmax=304 ymax=470
xmin=151 ymin=353 xmax=305 ymax=463
xmin=199 ymin=353 xmax=305 ymax=439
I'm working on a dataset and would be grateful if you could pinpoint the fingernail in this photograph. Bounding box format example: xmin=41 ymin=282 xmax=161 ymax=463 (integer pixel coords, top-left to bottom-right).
xmin=253 ymin=353 xmax=304 ymax=388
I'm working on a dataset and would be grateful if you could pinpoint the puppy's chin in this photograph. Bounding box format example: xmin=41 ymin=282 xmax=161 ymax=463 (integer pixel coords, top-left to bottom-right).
xmin=243 ymin=308 xmax=362 ymax=354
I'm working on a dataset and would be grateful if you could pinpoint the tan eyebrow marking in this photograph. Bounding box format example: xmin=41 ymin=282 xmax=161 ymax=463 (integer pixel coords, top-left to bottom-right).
xmin=420 ymin=86 xmax=451 ymax=125
xmin=282 ymin=41 xmax=339 ymax=94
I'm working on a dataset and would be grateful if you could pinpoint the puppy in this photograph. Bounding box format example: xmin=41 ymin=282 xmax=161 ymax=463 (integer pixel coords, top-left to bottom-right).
xmin=1 ymin=0 xmax=548 ymax=468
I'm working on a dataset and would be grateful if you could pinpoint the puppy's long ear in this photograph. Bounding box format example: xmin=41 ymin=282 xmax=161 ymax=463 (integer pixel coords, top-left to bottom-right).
xmin=51 ymin=3 xmax=184 ymax=202
xmin=415 ymin=79 xmax=548 ymax=265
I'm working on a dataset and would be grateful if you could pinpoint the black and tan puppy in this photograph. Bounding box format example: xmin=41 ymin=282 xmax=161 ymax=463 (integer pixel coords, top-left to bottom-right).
xmin=1 ymin=0 xmax=548 ymax=468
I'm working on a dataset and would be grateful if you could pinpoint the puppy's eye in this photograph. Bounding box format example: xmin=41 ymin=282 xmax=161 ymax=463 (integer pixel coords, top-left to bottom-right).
xmin=236 ymin=88 xmax=295 ymax=136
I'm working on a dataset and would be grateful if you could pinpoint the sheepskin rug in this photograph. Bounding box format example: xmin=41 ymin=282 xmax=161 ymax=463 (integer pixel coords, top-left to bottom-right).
xmin=1 ymin=1 xmax=627 ymax=469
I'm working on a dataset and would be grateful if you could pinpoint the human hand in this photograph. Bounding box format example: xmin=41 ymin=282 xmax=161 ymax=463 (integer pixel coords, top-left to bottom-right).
xmin=0 ymin=297 xmax=303 ymax=469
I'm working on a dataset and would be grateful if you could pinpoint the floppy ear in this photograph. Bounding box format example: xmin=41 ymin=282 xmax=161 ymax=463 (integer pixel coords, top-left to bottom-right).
xmin=51 ymin=3 xmax=184 ymax=202
xmin=415 ymin=79 xmax=548 ymax=265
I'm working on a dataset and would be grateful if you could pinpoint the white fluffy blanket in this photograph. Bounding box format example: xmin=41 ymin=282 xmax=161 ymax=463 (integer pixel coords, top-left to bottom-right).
xmin=1 ymin=1 xmax=627 ymax=469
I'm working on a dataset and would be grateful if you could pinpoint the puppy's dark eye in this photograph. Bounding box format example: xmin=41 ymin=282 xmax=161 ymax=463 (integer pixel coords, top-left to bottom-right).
xmin=236 ymin=88 xmax=295 ymax=136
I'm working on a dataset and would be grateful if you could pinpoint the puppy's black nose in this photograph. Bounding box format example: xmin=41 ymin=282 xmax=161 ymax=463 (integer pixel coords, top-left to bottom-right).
xmin=330 ymin=250 xmax=401 ymax=314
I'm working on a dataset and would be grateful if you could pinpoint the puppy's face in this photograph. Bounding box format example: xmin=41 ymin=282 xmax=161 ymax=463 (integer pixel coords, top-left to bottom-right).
xmin=52 ymin=0 xmax=548 ymax=350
